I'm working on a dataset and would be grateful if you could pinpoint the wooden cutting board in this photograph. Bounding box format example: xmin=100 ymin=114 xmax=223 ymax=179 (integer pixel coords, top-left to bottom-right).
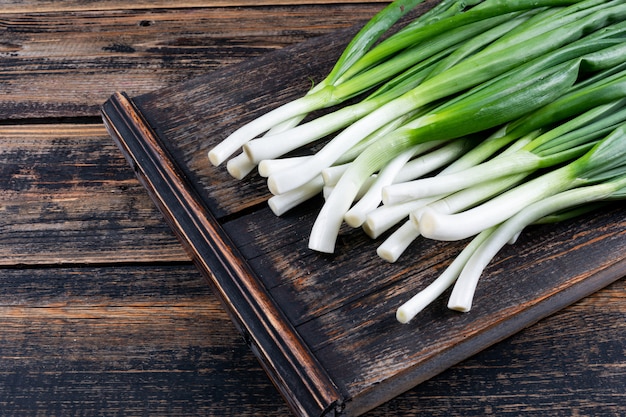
xmin=100 ymin=5 xmax=626 ymax=416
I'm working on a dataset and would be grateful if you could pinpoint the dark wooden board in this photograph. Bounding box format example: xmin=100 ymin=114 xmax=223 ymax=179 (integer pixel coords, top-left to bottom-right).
xmin=0 ymin=4 xmax=381 ymax=119
xmin=0 ymin=263 xmax=623 ymax=416
xmin=0 ymin=124 xmax=186 ymax=264
xmin=0 ymin=264 xmax=291 ymax=416
xmin=101 ymin=4 xmax=626 ymax=416
xmin=2 ymin=0 xmax=384 ymax=13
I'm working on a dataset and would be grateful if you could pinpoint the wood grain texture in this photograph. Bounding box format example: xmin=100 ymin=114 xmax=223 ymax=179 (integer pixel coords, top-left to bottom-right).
xmin=1 ymin=0 xmax=386 ymax=13
xmin=0 ymin=124 xmax=187 ymax=264
xmin=0 ymin=265 xmax=291 ymax=416
xmin=0 ymin=264 xmax=619 ymax=416
xmin=1 ymin=1 xmax=625 ymax=416
xmin=103 ymin=92 xmax=342 ymax=416
xmin=0 ymin=4 xmax=382 ymax=119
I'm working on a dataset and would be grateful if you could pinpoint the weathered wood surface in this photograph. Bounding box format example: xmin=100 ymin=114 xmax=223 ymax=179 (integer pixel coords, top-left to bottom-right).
xmin=0 ymin=124 xmax=186 ymax=264
xmin=0 ymin=3 xmax=381 ymax=119
xmin=1 ymin=1 xmax=625 ymax=416
xmin=2 ymin=0 xmax=384 ymax=13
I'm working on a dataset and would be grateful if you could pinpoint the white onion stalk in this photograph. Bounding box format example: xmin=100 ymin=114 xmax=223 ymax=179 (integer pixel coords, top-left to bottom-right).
xmin=363 ymin=196 xmax=442 ymax=239
xmin=322 ymin=176 xmax=376 ymax=202
xmin=383 ymin=173 xmax=527 ymax=262
xmin=419 ymin=123 xmax=626 ymax=241
xmin=268 ymin=176 xmax=325 ymax=216
xmin=395 ymin=228 xmax=495 ymax=324
xmin=227 ymin=114 xmax=309 ymax=179
xmin=376 ymin=220 xmax=421 ymax=263
xmin=322 ymin=163 xmax=351 ymax=187
xmin=258 ymin=156 xmax=311 ymax=178
xmin=417 ymin=169 xmax=581 ymax=241
xmin=209 ymin=88 xmax=333 ymax=166
xmin=321 ymin=112 xmax=418 ymax=187
xmin=226 ymin=152 xmax=257 ymax=180
xmin=243 ymin=100 xmax=382 ymax=164
xmin=344 ymin=141 xmax=446 ymax=228
xmin=448 ymin=175 xmax=626 ymax=312
xmin=268 ymin=103 xmax=413 ymax=196
xmin=392 ymin=138 xmax=474 ymax=183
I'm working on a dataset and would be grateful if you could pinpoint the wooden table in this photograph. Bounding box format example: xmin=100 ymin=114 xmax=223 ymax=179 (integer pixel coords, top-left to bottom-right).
xmin=1 ymin=2 xmax=624 ymax=416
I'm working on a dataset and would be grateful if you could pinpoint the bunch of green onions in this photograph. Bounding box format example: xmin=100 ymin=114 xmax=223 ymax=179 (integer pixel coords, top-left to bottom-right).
xmin=208 ymin=0 xmax=626 ymax=323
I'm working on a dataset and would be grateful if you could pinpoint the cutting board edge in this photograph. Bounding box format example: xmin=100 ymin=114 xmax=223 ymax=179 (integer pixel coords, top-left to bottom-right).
xmin=101 ymin=91 xmax=344 ymax=417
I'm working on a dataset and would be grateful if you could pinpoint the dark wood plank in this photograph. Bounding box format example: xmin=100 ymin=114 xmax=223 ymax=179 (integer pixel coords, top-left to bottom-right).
xmin=2 ymin=0 xmax=385 ymax=13
xmin=371 ymin=277 xmax=626 ymax=417
xmin=0 ymin=264 xmax=290 ymax=416
xmin=0 ymin=265 xmax=622 ymax=416
xmin=132 ymin=25 xmax=364 ymax=219
xmin=0 ymin=124 xmax=187 ymax=265
xmin=103 ymin=92 xmax=343 ymax=417
xmin=0 ymin=4 xmax=383 ymax=119
xmin=229 ymin=198 xmax=625 ymax=415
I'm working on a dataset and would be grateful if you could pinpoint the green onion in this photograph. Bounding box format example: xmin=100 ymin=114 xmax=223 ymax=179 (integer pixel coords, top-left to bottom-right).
xmin=395 ymin=228 xmax=494 ymax=323
xmin=384 ymin=98 xmax=626 ymax=204
xmin=241 ymin=12 xmax=535 ymax=171
xmin=397 ymin=169 xmax=626 ymax=323
xmin=207 ymin=0 xmax=626 ymax=321
xmin=447 ymin=181 xmax=626 ymax=313
xmin=418 ymin=123 xmax=626 ymax=241
xmin=208 ymin=0 xmax=476 ymax=166
xmin=309 ymin=58 xmax=585 ymax=252
xmin=269 ymin=5 xmax=626 ymax=198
